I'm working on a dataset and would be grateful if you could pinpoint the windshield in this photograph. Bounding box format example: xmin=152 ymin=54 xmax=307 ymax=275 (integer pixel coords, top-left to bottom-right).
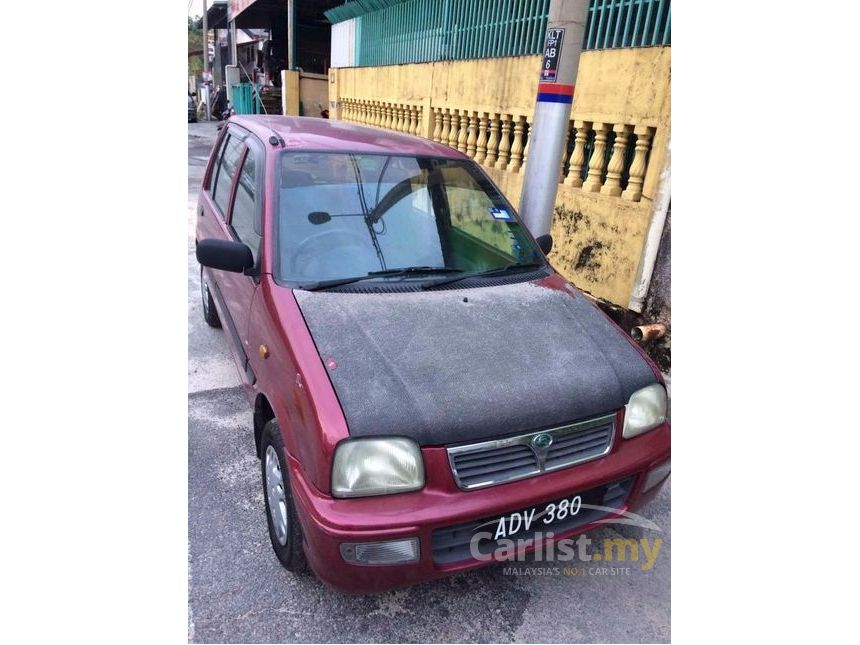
xmin=275 ymin=152 xmax=543 ymax=285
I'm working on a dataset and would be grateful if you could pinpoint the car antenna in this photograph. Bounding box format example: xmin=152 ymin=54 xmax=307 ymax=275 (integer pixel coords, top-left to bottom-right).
xmin=266 ymin=115 xmax=284 ymax=147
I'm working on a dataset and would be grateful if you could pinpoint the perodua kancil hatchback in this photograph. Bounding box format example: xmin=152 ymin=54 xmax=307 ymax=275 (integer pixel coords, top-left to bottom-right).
xmin=196 ymin=115 xmax=670 ymax=593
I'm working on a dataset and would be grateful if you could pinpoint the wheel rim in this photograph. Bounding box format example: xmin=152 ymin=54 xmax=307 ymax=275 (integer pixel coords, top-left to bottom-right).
xmin=200 ymin=268 xmax=210 ymax=316
xmin=265 ymin=446 xmax=289 ymax=546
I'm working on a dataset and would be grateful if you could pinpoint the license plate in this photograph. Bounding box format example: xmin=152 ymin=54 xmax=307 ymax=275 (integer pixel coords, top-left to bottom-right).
xmin=480 ymin=485 xmax=608 ymax=541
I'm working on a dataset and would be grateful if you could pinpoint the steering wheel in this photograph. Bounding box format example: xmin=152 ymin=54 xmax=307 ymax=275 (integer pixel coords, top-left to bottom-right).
xmin=290 ymin=229 xmax=373 ymax=276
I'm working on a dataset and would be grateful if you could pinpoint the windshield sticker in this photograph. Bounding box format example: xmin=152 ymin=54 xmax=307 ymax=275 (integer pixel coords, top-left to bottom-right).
xmin=490 ymin=207 xmax=513 ymax=221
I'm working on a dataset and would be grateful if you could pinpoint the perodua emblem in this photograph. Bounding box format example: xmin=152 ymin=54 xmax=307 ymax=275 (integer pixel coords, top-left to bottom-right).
xmin=532 ymin=433 xmax=553 ymax=450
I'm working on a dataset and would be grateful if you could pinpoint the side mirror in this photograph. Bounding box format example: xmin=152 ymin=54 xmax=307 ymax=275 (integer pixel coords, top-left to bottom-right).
xmin=196 ymin=239 xmax=254 ymax=273
xmin=536 ymin=234 xmax=553 ymax=255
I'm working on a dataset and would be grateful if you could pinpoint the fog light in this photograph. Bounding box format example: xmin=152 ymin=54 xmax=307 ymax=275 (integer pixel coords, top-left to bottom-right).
xmin=340 ymin=538 xmax=420 ymax=565
xmin=643 ymin=459 xmax=671 ymax=492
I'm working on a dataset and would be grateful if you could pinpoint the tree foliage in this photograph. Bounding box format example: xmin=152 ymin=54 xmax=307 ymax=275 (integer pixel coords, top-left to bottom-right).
xmin=188 ymin=15 xmax=204 ymax=75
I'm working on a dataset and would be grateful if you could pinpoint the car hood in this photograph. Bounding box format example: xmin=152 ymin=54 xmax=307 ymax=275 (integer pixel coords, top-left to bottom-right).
xmin=293 ymin=281 xmax=657 ymax=446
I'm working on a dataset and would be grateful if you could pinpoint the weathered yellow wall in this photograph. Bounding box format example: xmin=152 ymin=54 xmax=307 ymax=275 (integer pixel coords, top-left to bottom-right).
xmin=330 ymin=46 xmax=671 ymax=307
xmin=299 ymin=72 xmax=329 ymax=118
xmin=333 ymin=55 xmax=541 ymax=116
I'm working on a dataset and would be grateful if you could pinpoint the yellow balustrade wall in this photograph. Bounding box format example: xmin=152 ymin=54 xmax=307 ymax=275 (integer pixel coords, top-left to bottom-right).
xmin=329 ymin=46 xmax=671 ymax=307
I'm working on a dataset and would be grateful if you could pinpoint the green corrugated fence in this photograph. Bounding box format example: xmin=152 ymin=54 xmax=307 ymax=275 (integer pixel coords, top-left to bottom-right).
xmin=341 ymin=0 xmax=670 ymax=67
xmin=232 ymin=83 xmax=262 ymax=115
xmin=355 ymin=0 xmax=551 ymax=66
xmin=585 ymin=0 xmax=671 ymax=49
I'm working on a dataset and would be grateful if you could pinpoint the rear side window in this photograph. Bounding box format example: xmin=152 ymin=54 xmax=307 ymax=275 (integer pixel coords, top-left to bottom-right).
xmin=230 ymin=152 xmax=261 ymax=263
xmin=207 ymin=134 xmax=228 ymax=191
xmin=212 ymin=135 xmax=244 ymax=215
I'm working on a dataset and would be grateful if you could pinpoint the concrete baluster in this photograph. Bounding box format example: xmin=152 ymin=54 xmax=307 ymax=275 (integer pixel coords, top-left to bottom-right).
xmin=522 ymin=118 xmax=532 ymax=169
xmin=448 ymin=109 xmax=460 ymax=149
xmin=621 ymin=125 xmax=653 ymax=202
xmin=485 ymin=114 xmax=500 ymax=166
xmin=432 ymin=107 xmax=443 ymax=142
xmin=602 ymin=124 xmax=633 ymax=196
xmin=457 ymin=111 xmax=469 ymax=153
xmin=475 ymin=113 xmax=489 ymax=163
xmin=508 ymin=115 xmax=525 ymax=172
xmin=466 ymin=112 xmax=478 ymax=158
xmin=441 ymin=108 xmax=452 ymax=145
xmin=564 ymin=120 xmax=592 ymax=187
xmin=559 ymin=126 xmax=570 ymax=182
xmin=583 ymin=122 xmax=610 ymax=192
xmin=495 ymin=114 xmax=512 ymax=170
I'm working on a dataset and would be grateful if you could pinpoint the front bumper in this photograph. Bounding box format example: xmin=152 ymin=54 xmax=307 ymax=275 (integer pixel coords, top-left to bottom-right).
xmin=287 ymin=420 xmax=670 ymax=594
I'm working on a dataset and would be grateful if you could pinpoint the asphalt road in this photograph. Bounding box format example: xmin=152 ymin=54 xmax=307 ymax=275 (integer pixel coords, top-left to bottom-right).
xmin=187 ymin=121 xmax=671 ymax=644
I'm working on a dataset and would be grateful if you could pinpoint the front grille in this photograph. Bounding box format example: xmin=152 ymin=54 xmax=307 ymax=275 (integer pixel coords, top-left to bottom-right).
xmin=450 ymin=444 xmax=539 ymax=487
xmin=432 ymin=477 xmax=634 ymax=565
xmin=447 ymin=413 xmax=616 ymax=490
xmin=545 ymin=423 xmax=614 ymax=469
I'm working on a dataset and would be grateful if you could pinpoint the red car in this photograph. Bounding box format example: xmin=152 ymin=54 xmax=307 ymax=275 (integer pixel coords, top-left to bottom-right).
xmin=196 ymin=115 xmax=670 ymax=593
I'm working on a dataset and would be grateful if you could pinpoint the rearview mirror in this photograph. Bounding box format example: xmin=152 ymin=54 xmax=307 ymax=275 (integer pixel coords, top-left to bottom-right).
xmin=536 ymin=234 xmax=553 ymax=255
xmin=308 ymin=211 xmax=331 ymax=225
xmin=196 ymin=239 xmax=254 ymax=273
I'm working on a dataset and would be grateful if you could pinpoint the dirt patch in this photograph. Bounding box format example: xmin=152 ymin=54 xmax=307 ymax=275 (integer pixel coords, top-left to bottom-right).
xmin=553 ymin=205 xmax=587 ymax=233
xmin=573 ymin=240 xmax=608 ymax=281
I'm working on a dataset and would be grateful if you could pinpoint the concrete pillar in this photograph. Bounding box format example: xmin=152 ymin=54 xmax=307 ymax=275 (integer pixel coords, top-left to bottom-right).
xmin=329 ymin=69 xmax=341 ymax=120
xmin=225 ymin=65 xmax=240 ymax=106
xmin=282 ymin=69 xmax=300 ymax=116
xmin=629 ymin=138 xmax=671 ymax=313
xmin=229 ymin=20 xmax=238 ymax=66
xmin=518 ymin=0 xmax=590 ymax=237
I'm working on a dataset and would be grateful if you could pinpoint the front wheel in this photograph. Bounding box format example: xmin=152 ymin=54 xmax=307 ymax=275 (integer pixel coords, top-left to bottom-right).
xmin=261 ymin=420 xmax=307 ymax=572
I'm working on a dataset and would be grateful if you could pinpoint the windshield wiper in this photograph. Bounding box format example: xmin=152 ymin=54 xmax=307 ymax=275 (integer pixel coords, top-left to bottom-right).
xmin=368 ymin=266 xmax=463 ymax=277
xmin=298 ymin=267 xmax=464 ymax=291
xmin=422 ymin=262 xmax=545 ymax=290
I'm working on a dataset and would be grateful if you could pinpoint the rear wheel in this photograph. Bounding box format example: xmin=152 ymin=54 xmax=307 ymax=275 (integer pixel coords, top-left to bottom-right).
xmin=261 ymin=419 xmax=307 ymax=572
xmin=200 ymin=266 xmax=221 ymax=328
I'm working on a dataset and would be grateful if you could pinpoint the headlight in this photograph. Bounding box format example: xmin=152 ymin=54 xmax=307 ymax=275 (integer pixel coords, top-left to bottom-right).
xmin=332 ymin=438 xmax=425 ymax=498
xmin=622 ymin=383 xmax=668 ymax=439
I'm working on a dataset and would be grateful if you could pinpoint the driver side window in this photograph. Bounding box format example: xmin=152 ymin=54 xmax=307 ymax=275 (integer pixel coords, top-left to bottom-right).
xmin=230 ymin=151 xmax=261 ymax=263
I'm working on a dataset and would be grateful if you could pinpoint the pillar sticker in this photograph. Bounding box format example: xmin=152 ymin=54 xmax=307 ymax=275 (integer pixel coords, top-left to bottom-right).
xmin=540 ymin=28 xmax=565 ymax=83
xmin=536 ymin=83 xmax=574 ymax=104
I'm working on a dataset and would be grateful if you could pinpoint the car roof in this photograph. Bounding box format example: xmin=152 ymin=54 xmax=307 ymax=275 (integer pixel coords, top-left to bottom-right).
xmin=229 ymin=115 xmax=467 ymax=159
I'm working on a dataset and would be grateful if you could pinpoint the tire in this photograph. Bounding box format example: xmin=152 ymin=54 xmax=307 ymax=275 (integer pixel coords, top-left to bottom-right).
xmin=200 ymin=266 xmax=221 ymax=328
xmin=261 ymin=419 xmax=307 ymax=572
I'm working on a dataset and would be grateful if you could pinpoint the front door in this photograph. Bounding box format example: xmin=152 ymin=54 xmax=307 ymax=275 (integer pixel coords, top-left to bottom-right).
xmin=198 ymin=125 xmax=263 ymax=385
